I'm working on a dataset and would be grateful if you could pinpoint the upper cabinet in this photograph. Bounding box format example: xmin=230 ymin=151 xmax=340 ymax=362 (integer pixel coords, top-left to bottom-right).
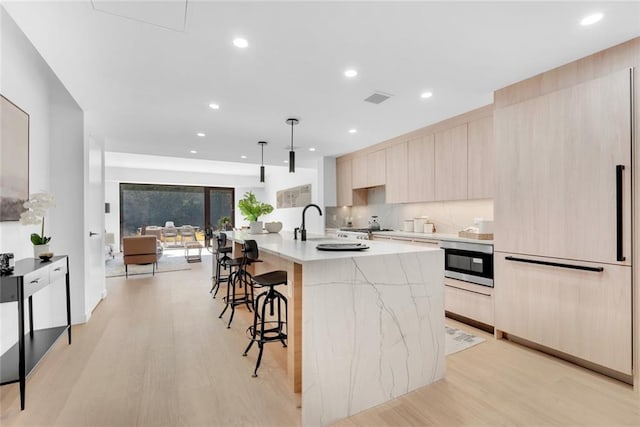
xmin=407 ymin=135 xmax=435 ymax=203
xmin=435 ymin=124 xmax=468 ymax=201
xmin=335 ymin=105 xmax=493 ymax=206
xmin=385 ymin=142 xmax=408 ymax=203
xmin=336 ymin=159 xmax=353 ymax=206
xmin=367 ymin=150 xmax=386 ymax=187
xmin=467 ymin=116 xmax=494 ymax=199
xmin=352 ymin=150 xmax=386 ymax=189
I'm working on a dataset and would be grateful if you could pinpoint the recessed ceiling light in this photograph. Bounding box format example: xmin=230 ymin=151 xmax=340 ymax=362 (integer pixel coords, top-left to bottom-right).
xmin=344 ymin=69 xmax=358 ymax=78
xmin=580 ymin=12 xmax=603 ymax=26
xmin=197 ymin=132 xmax=205 ymax=137
xmin=309 ymin=147 xmax=316 ymax=152
xmin=233 ymin=38 xmax=249 ymax=48
xmin=209 ymin=103 xmax=220 ymax=110
xmin=348 ymin=129 xmax=357 ymax=134
xmin=190 ymin=150 xmax=197 ymax=154
xmin=420 ymin=91 xmax=433 ymax=99
xmin=241 ymin=155 xmax=247 ymax=159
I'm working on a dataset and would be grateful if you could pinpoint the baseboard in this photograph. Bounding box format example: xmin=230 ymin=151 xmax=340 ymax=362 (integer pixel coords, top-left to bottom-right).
xmin=502 ymin=332 xmax=634 ymax=385
xmin=445 ymin=311 xmax=494 ymax=334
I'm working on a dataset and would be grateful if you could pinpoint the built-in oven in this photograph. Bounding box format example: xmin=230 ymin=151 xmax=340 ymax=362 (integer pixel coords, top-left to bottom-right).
xmin=440 ymin=240 xmax=493 ymax=287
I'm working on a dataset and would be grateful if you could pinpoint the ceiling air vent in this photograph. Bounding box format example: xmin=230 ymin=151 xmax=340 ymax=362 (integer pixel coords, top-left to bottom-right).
xmin=364 ymin=92 xmax=393 ymax=104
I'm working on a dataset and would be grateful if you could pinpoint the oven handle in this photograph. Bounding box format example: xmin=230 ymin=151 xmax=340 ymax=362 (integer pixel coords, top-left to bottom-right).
xmin=504 ymin=256 xmax=603 ymax=272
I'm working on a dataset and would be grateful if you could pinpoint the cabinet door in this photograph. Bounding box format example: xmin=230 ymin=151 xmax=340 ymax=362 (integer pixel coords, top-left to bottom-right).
xmin=494 ymin=252 xmax=631 ymax=374
xmin=408 ymin=134 xmax=435 ymax=202
xmin=336 ymin=159 xmax=353 ymax=206
xmin=435 ymin=124 xmax=468 ymax=201
xmin=385 ymin=142 xmax=408 ymax=203
xmin=494 ymin=69 xmax=631 ymax=265
xmin=367 ymin=150 xmax=386 ymax=187
xmin=351 ymin=155 xmax=367 ymax=189
xmin=467 ymin=116 xmax=493 ymax=200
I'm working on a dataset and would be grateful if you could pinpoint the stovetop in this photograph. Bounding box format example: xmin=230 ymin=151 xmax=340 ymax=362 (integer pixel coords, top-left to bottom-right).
xmin=339 ymin=228 xmax=394 ymax=233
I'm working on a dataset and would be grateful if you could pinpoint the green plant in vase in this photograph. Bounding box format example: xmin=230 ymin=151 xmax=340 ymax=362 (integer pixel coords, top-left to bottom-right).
xmin=238 ymin=191 xmax=273 ymax=234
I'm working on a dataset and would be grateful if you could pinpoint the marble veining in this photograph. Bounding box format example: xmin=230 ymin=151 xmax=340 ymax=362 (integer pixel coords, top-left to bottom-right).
xmin=302 ymin=251 xmax=444 ymax=426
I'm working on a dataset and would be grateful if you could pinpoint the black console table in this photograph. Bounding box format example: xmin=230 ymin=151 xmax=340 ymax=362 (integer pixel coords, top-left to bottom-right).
xmin=0 ymin=255 xmax=71 ymax=410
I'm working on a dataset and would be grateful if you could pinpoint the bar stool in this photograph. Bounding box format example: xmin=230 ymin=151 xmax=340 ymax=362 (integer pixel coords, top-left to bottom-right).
xmin=218 ymin=240 xmax=260 ymax=328
xmin=210 ymin=232 xmax=232 ymax=298
xmin=242 ymin=240 xmax=288 ymax=377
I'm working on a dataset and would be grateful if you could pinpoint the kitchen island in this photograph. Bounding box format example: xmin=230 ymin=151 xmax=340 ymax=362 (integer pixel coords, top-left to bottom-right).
xmin=225 ymin=231 xmax=445 ymax=426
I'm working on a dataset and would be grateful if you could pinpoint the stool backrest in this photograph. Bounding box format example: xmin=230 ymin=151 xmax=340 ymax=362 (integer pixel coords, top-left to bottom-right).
xmin=216 ymin=232 xmax=228 ymax=249
xmin=243 ymin=239 xmax=259 ymax=262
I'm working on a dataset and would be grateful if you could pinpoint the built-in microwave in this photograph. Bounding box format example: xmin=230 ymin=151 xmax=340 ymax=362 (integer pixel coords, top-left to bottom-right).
xmin=440 ymin=240 xmax=494 ymax=287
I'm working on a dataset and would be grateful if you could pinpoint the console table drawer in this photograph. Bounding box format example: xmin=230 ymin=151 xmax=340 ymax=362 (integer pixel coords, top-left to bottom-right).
xmin=49 ymin=259 xmax=67 ymax=283
xmin=23 ymin=269 xmax=49 ymax=297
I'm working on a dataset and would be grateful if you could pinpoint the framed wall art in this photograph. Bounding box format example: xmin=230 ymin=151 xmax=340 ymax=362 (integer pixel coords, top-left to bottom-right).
xmin=0 ymin=95 xmax=29 ymax=221
xmin=276 ymin=184 xmax=311 ymax=209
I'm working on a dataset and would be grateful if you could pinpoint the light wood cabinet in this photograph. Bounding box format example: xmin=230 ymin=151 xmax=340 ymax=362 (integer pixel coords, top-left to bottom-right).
xmin=494 ymin=69 xmax=632 ymax=266
xmin=336 ymin=159 xmax=353 ymax=206
xmin=351 ymin=155 xmax=367 ymax=189
xmin=467 ymin=116 xmax=493 ymax=199
xmin=385 ymin=142 xmax=408 ymax=203
xmin=494 ymin=252 xmax=632 ymax=375
xmin=351 ymin=151 xmax=386 ymax=189
xmin=367 ymin=150 xmax=386 ymax=187
xmin=444 ymin=277 xmax=493 ymax=327
xmin=435 ymin=124 xmax=468 ymax=201
xmin=408 ymin=135 xmax=435 ymax=203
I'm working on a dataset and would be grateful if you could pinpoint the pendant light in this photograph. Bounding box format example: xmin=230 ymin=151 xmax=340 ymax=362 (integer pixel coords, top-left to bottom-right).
xmin=258 ymin=141 xmax=267 ymax=183
xmin=286 ymin=118 xmax=299 ymax=173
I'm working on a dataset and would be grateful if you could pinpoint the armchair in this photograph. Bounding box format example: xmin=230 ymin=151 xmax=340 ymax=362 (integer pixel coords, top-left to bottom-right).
xmin=122 ymin=236 xmax=159 ymax=278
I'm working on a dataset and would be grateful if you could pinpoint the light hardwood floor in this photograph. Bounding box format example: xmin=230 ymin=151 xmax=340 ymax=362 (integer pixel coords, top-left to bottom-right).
xmin=2 ymin=253 xmax=639 ymax=426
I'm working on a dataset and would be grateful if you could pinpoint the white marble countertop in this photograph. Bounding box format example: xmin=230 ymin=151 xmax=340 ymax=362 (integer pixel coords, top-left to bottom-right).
xmin=224 ymin=230 xmax=440 ymax=263
xmin=371 ymin=230 xmax=494 ymax=245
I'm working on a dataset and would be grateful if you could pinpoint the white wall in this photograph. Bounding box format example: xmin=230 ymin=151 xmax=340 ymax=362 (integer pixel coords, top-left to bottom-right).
xmin=0 ymin=9 xmax=87 ymax=353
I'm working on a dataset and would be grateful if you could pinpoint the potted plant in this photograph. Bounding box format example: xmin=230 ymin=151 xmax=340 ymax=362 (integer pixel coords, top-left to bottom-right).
xmin=19 ymin=192 xmax=55 ymax=257
xmin=238 ymin=191 xmax=273 ymax=234
xmin=217 ymin=215 xmax=232 ymax=231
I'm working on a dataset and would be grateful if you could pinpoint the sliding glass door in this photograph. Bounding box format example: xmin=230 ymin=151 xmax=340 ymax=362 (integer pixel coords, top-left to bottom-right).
xmin=119 ymin=184 xmax=234 ymax=240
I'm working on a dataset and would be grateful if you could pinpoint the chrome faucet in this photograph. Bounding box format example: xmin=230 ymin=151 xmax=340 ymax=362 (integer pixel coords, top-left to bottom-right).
xmin=295 ymin=203 xmax=323 ymax=241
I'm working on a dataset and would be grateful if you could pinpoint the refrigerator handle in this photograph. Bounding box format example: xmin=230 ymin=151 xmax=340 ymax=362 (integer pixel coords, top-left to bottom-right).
xmin=616 ymin=164 xmax=625 ymax=262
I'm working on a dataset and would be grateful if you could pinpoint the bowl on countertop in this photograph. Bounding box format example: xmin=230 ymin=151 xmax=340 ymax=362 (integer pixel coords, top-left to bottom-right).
xmin=265 ymin=221 xmax=283 ymax=233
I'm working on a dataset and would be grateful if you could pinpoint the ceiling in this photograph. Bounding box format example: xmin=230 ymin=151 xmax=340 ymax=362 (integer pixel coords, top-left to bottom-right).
xmin=3 ymin=1 xmax=640 ymax=169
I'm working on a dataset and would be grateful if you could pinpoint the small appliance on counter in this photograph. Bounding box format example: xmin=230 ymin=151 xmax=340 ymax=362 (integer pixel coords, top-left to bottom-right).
xmin=368 ymin=215 xmax=381 ymax=231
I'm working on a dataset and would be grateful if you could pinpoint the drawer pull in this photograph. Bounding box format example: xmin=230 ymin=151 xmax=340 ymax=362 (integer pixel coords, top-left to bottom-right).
xmin=30 ymin=279 xmax=40 ymax=284
xmin=505 ymin=256 xmax=604 ymax=272
xmin=54 ymin=268 xmax=62 ymax=272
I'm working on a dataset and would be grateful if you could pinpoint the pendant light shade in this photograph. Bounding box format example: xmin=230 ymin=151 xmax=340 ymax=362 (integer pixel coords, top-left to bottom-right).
xmin=258 ymin=141 xmax=267 ymax=183
xmin=286 ymin=118 xmax=299 ymax=173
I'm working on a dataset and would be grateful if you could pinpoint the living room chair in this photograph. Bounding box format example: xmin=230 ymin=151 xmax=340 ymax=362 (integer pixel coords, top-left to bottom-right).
xmin=122 ymin=236 xmax=159 ymax=278
xmin=163 ymin=222 xmax=178 ymax=246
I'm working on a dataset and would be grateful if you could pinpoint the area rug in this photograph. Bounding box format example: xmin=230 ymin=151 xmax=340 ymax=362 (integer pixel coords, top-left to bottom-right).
xmin=445 ymin=325 xmax=486 ymax=355
xmin=105 ymin=251 xmax=193 ymax=278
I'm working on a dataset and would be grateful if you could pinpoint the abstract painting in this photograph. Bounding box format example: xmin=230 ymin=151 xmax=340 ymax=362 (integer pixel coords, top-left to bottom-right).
xmin=0 ymin=95 xmax=29 ymax=221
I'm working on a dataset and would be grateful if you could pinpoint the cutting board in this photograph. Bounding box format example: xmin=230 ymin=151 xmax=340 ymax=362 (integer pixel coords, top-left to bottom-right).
xmin=458 ymin=231 xmax=494 ymax=240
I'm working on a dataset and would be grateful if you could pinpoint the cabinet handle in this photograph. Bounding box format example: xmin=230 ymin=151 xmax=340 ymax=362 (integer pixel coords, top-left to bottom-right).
xmin=54 ymin=268 xmax=61 ymax=272
xmin=30 ymin=279 xmax=40 ymax=284
xmin=505 ymin=256 xmax=603 ymax=272
xmin=616 ymin=165 xmax=625 ymax=261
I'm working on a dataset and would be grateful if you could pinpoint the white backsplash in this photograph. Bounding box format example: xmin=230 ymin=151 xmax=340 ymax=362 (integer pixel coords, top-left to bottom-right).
xmin=326 ymin=187 xmax=494 ymax=234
